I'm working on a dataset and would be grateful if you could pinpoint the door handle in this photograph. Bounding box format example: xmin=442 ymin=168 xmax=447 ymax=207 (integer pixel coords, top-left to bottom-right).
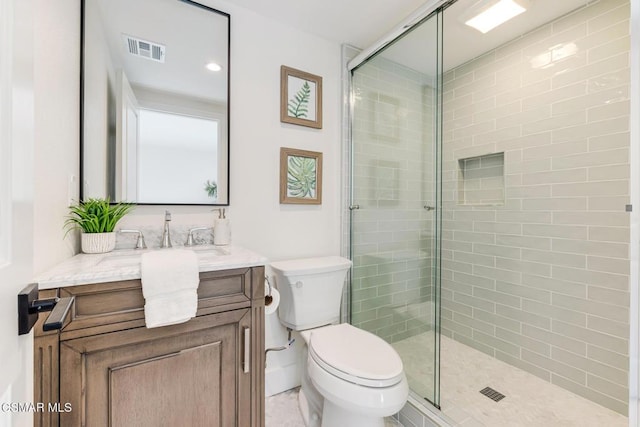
xmin=18 ymin=283 xmax=75 ymax=335
xmin=42 ymin=297 xmax=74 ymax=331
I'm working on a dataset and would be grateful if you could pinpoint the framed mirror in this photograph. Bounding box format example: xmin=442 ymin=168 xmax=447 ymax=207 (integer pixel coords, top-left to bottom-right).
xmin=81 ymin=0 xmax=230 ymax=205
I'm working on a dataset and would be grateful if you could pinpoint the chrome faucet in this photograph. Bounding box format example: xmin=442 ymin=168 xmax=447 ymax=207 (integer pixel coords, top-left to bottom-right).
xmin=161 ymin=210 xmax=172 ymax=248
xmin=120 ymin=229 xmax=147 ymax=249
xmin=184 ymin=227 xmax=210 ymax=247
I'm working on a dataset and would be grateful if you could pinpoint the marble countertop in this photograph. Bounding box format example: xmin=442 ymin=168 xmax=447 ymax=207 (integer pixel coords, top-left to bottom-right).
xmin=35 ymin=245 xmax=268 ymax=289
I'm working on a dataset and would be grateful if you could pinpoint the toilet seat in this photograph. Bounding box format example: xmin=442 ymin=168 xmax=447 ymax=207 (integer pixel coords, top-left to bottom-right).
xmin=309 ymin=323 xmax=404 ymax=388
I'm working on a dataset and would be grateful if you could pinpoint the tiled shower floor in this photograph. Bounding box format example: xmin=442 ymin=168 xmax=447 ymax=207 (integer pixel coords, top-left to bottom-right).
xmin=393 ymin=333 xmax=628 ymax=426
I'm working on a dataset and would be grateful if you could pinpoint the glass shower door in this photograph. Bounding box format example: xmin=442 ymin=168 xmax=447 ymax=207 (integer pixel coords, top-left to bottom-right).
xmin=349 ymin=11 xmax=442 ymax=407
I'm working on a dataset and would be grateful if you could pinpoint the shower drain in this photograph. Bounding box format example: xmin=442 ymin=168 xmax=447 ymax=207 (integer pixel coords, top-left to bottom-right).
xmin=479 ymin=386 xmax=506 ymax=402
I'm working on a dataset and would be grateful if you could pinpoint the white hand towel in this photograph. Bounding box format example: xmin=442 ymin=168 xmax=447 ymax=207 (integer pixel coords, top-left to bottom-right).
xmin=143 ymin=291 xmax=198 ymax=328
xmin=141 ymin=249 xmax=200 ymax=328
xmin=141 ymin=249 xmax=199 ymax=298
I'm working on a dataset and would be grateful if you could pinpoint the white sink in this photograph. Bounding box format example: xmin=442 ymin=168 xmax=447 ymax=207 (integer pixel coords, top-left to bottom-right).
xmin=194 ymin=245 xmax=230 ymax=263
xmin=97 ymin=251 xmax=144 ymax=267
xmin=190 ymin=245 xmax=229 ymax=256
xmin=96 ymin=246 xmax=229 ymax=268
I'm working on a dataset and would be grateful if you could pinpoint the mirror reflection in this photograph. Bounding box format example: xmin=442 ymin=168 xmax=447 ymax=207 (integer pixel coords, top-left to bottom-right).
xmin=82 ymin=0 xmax=229 ymax=205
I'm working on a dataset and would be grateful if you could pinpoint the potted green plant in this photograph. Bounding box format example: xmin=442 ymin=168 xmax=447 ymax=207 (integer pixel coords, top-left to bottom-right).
xmin=64 ymin=198 xmax=134 ymax=254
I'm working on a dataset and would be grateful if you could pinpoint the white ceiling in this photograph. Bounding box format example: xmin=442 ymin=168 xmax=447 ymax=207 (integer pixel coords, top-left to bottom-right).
xmin=91 ymin=0 xmax=598 ymax=103
xmin=228 ymin=0 xmax=430 ymax=49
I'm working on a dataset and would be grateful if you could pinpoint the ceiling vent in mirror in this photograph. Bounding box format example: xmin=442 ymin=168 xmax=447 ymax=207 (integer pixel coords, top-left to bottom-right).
xmin=123 ymin=35 xmax=165 ymax=63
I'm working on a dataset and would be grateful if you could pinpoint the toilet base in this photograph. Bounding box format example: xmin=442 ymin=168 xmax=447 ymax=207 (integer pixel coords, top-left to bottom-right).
xmin=321 ymin=399 xmax=385 ymax=427
xmin=298 ymin=388 xmax=321 ymax=427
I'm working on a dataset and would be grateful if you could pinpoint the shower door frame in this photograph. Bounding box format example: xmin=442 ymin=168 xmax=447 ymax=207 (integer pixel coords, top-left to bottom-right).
xmin=342 ymin=0 xmax=448 ymax=412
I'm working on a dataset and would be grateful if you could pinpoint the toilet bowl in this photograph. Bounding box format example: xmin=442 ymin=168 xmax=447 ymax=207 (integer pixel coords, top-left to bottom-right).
xmin=271 ymin=257 xmax=409 ymax=427
xmin=306 ymin=323 xmax=408 ymax=426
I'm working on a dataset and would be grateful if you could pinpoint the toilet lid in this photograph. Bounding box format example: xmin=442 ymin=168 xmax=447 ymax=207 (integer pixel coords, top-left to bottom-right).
xmin=309 ymin=323 xmax=404 ymax=387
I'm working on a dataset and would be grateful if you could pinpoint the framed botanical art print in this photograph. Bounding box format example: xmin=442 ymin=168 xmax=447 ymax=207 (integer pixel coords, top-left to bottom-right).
xmin=280 ymin=147 xmax=323 ymax=204
xmin=280 ymin=66 xmax=323 ymax=129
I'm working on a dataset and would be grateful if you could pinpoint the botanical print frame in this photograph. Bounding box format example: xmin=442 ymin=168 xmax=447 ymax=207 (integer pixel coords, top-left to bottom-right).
xmin=280 ymin=147 xmax=323 ymax=205
xmin=280 ymin=66 xmax=323 ymax=129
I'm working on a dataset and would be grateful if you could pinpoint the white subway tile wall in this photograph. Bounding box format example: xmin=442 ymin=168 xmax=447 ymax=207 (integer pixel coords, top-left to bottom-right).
xmin=441 ymin=0 xmax=630 ymax=415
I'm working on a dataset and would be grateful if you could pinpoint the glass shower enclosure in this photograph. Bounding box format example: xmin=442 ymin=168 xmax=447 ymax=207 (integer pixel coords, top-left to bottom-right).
xmin=349 ymin=0 xmax=632 ymax=424
xmin=348 ymin=9 xmax=443 ymax=407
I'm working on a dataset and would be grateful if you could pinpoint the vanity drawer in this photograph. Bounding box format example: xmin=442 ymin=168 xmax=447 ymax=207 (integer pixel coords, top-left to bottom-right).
xmin=49 ymin=267 xmax=261 ymax=340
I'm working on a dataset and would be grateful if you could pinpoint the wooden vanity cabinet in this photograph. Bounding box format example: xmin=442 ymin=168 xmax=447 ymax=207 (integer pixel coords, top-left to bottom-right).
xmin=34 ymin=266 xmax=265 ymax=427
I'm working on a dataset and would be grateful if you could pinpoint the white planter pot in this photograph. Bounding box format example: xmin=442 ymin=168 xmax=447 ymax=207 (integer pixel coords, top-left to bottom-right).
xmin=81 ymin=232 xmax=116 ymax=254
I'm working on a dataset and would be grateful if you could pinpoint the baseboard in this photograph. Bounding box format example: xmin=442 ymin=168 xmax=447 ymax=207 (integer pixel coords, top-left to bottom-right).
xmin=265 ymin=363 xmax=301 ymax=397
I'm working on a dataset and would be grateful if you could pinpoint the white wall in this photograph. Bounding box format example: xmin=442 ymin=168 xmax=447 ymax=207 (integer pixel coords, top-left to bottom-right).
xmin=31 ymin=0 xmax=342 ymax=269
xmin=116 ymin=0 xmax=343 ymax=262
xmin=33 ymin=0 xmax=80 ymax=272
xmin=28 ymin=0 xmax=343 ymax=402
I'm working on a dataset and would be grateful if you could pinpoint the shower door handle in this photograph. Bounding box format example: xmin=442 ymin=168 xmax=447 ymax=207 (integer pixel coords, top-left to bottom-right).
xmin=424 ymin=205 xmax=435 ymax=211
xmin=349 ymin=204 xmax=360 ymax=210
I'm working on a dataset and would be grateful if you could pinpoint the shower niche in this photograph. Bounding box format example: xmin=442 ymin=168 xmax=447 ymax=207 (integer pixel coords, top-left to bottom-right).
xmin=457 ymin=152 xmax=504 ymax=206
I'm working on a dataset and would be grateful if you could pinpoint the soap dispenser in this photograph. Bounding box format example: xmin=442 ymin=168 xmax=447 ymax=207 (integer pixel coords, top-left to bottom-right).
xmin=212 ymin=208 xmax=231 ymax=246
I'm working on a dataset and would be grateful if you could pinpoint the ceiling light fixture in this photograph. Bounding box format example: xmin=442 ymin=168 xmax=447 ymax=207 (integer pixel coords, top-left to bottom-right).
xmin=205 ymin=62 xmax=222 ymax=72
xmin=465 ymin=0 xmax=529 ymax=34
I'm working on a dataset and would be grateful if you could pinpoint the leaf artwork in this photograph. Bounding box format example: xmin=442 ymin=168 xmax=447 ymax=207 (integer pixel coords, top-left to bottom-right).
xmin=288 ymin=81 xmax=311 ymax=118
xmin=287 ymin=156 xmax=316 ymax=198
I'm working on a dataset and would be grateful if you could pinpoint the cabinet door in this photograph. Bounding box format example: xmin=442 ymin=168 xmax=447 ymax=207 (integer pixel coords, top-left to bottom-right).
xmin=60 ymin=309 xmax=251 ymax=427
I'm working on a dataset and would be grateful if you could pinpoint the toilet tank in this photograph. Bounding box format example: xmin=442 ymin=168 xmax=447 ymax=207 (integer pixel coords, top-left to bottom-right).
xmin=270 ymin=256 xmax=352 ymax=331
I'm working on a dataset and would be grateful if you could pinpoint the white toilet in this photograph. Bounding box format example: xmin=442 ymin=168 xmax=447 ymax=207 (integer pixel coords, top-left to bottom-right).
xmin=270 ymin=256 xmax=409 ymax=427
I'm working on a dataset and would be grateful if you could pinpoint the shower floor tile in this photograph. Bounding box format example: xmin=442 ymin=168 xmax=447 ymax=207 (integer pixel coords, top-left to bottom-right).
xmin=393 ymin=333 xmax=628 ymax=427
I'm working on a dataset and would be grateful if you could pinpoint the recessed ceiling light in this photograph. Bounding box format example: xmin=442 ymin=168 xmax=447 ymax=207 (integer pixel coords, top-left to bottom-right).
xmin=206 ymin=62 xmax=222 ymax=72
xmin=465 ymin=0 xmax=528 ymax=34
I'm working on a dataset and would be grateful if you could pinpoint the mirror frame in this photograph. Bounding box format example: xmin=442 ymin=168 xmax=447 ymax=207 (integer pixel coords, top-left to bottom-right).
xmin=79 ymin=0 xmax=231 ymax=206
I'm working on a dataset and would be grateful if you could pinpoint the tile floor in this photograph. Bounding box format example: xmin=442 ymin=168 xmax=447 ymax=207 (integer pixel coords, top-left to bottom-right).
xmin=265 ymin=388 xmax=305 ymax=427
xmin=266 ymin=333 xmax=628 ymax=426
xmin=393 ymin=332 xmax=629 ymax=427
xmin=265 ymin=388 xmax=403 ymax=427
